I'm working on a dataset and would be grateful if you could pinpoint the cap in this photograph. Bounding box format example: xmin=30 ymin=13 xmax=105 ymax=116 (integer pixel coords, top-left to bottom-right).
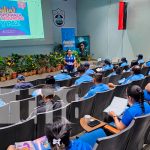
xmin=17 ymin=75 xmax=25 ymax=81
xmin=137 ymin=54 xmax=143 ymax=58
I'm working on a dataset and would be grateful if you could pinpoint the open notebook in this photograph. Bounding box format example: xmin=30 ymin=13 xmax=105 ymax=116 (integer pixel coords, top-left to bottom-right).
xmin=104 ymin=96 xmax=128 ymax=116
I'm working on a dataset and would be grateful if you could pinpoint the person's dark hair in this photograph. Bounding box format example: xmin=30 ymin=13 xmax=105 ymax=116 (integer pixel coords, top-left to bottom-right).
xmin=130 ymin=60 xmax=138 ymax=67
xmin=116 ymin=67 xmax=122 ymax=75
xmin=132 ymin=65 xmax=141 ymax=75
xmin=77 ymin=66 xmax=86 ymax=74
xmin=124 ymin=65 xmax=130 ymax=71
xmin=46 ymin=75 xmax=56 ymax=85
xmin=137 ymin=54 xmax=143 ymax=60
xmin=94 ymin=73 xmax=103 ymax=83
xmin=104 ymin=59 xmax=111 ymax=66
xmin=121 ymin=57 xmax=128 ymax=63
xmin=127 ymin=85 xmax=145 ymax=113
xmin=46 ymin=118 xmax=71 ymax=150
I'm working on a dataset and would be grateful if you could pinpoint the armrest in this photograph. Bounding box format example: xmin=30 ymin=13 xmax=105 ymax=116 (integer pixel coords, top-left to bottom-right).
xmin=103 ymin=125 xmax=120 ymax=134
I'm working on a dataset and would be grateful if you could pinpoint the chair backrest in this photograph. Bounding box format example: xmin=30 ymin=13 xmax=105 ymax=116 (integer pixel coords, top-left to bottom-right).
xmin=141 ymin=67 xmax=149 ymax=76
xmin=0 ymin=118 xmax=35 ymax=150
xmin=0 ymin=85 xmax=15 ymax=94
xmin=68 ymin=96 xmax=95 ymax=136
xmin=36 ymin=103 xmax=70 ymax=138
xmin=121 ymin=72 xmax=132 ymax=79
xmin=144 ymin=125 xmax=150 ymax=144
xmin=93 ymin=120 xmax=135 ymax=150
xmin=102 ymin=77 xmax=110 ymax=84
xmin=37 ymin=78 xmax=46 ymax=85
xmin=78 ymin=82 xmax=94 ymax=97
xmin=113 ymin=83 xmax=131 ymax=98
xmin=108 ymin=74 xmax=122 ymax=85
xmin=91 ymin=89 xmax=114 ymax=120
xmin=126 ymin=113 xmax=150 ymax=150
xmin=142 ymin=76 xmax=150 ymax=89
xmin=70 ymin=77 xmax=79 ymax=86
xmin=56 ymin=79 xmax=71 ymax=87
xmin=131 ymin=78 xmax=145 ymax=87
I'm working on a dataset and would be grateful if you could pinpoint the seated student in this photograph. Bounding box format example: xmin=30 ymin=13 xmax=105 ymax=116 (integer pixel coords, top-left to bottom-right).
xmin=54 ymin=69 xmax=72 ymax=81
xmin=123 ymin=65 xmax=131 ymax=73
xmin=7 ymin=118 xmax=92 ymax=150
xmin=83 ymin=73 xmax=110 ymax=99
xmin=118 ymin=65 xmax=145 ymax=85
xmin=120 ymin=57 xmax=128 ymax=67
xmin=79 ymin=85 xmax=150 ymax=147
xmin=137 ymin=54 xmax=145 ymax=65
xmin=84 ymin=62 xmax=95 ymax=75
xmin=32 ymin=75 xmax=60 ymax=97
xmin=75 ymin=66 xmax=93 ymax=85
xmin=108 ymin=65 xmax=122 ymax=77
xmin=13 ymin=75 xmax=33 ymax=91
xmin=102 ymin=59 xmax=113 ymax=71
xmin=33 ymin=85 xmax=63 ymax=114
xmin=144 ymin=83 xmax=150 ymax=104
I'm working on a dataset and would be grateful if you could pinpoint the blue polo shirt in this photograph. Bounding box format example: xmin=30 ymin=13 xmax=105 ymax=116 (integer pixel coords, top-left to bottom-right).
xmin=120 ymin=62 xmax=128 ymax=67
xmin=54 ymin=73 xmax=71 ymax=81
xmin=85 ymin=69 xmax=95 ymax=75
xmin=64 ymin=55 xmax=75 ymax=65
xmin=121 ymin=102 xmax=150 ymax=127
xmin=146 ymin=61 xmax=150 ymax=67
xmin=108 ymin=71 xmax=117 ymax=77
xmin=119 ymin=74 xmax=145 ymax=85
xmin=144 ymin=90 xmax=150 ymax=102
xmin=138 ymin=59 xmax=145 ymax=65
xmin=75 ymin=74 xmax=93 ymax=85
xmin=83 ymin=83 xmax=110 ymax=99
xmin=102 ymin=64 xmax=113 ymax=71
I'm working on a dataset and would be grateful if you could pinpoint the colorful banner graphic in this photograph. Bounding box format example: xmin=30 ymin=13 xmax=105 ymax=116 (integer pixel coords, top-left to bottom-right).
xmin=61 ymin=28 xmax=76 ymax=51
xmin=0 ymin=1 xmax=30 ymax=36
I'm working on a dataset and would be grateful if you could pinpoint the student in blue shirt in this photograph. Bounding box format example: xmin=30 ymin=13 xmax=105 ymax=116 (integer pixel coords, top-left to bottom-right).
xmin=64 ymin=50 xmax=76 ymax=73
xmin=137 ymin=54 xmax=145 ymax=65
xmin=54 ymin=69 xmax=72 ymax=81
xmin=144 ymin=83 xmax=150 ymax=103
xmin=84 ymin=62 xmax=95 ymax=75
xmin=120 ymin=57 xmax=128 ymax=67
xmin=75 ymin=66 xmax=93 ymax=85
xmin=102 ymin=59 xmax=113 ymax=71
xmin=79 ymin=85 xmax=150 ymax=147
xmin=108 ymin=65 xmax=122 ymax=77
xmin=8 ymin=118 xmax=92 ymax=150
xmin=118 ymin=65 xmax=145 ymax=85
xmin=13 ymin=75 xmax=33 ymax=90
xmin=83 ymin=73 xmax=110 ymax=99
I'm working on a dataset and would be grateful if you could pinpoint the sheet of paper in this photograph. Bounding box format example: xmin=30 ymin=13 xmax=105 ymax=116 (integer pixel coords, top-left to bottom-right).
xmin=104 ymin=96 xmax=128 ymax=116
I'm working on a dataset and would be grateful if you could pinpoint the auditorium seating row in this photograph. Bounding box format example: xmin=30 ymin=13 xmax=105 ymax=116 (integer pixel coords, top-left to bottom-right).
xmin=0 ymin=91 xmax=149 ymax=150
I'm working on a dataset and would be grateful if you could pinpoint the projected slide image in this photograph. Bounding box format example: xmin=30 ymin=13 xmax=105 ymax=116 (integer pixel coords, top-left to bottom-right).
xmin=0 ymin=0 xmax=44 ymax=40
xmin=0 ymin=1 xmax=30 ymax=36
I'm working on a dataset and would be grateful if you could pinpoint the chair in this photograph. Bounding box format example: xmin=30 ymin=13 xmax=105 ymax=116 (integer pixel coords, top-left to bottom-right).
xmin=56 ymin=79 xmax=71 ymax=87
xmin=142 ymin=76 xmax=150 ymax=89
xmin=113 ymin=83 xmax=131 ymax=98
xmin=130 ymin=78 xmax=145 ymax=87
xmin=121 ymin=72 xmax=132 ymax=79
xmin=141 ymin=67 xmax=149 ymax=76
xmin=36 ymin=104 xmax=70 ymax=138
xmin=68 ymin=96 xmax=95 ymax=136
xmin=144 ymin=125 xmax=150 ymax=144
xmin=125 ymin=113 xmax=150 ymax=150
xmin=108 ymin=74 xmax=122 ymax=85
xmin=102 ymin=77 xmax=110 ymax=84
xmin=78 ymin=82 xmax=94 ymax=97
xmin=0 ymin=85 xmax=15 ymax=94
xmin=91 ymin=89 xmax=114 ymax=120
xmin=93 ymin=120 xmax=135 ymax=150
xmin=0 ymin=118 xmax=35 ymax=150
xmin=37 ymin=78 xmax=46 ymax=85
